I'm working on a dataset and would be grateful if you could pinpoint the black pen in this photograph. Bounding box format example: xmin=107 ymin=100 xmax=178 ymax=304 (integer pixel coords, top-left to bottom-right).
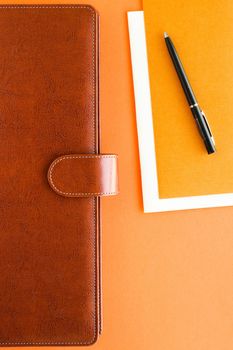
xmin=164 ymin=32 xmax=216 ymax=154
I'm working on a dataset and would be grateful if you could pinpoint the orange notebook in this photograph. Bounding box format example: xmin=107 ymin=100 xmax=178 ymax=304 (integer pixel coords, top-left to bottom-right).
xmin=143 ymin=0 xmax=233 ymax=199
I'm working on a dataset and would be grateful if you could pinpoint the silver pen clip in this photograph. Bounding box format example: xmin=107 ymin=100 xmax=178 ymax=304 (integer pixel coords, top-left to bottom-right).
xmin=201 ymin=110 xmax=215 ymax=146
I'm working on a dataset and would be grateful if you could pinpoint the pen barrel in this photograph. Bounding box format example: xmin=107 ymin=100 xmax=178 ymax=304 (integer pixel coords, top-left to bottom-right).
xmin=191 ymin=106 xmax=216 ymax=154
xmin=165 ymin=37 xmax=196 ymax=106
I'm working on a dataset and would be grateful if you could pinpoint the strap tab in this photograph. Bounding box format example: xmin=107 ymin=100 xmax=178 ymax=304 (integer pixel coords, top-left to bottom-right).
xmin=48 ymin=154 xmax=118 ymax=197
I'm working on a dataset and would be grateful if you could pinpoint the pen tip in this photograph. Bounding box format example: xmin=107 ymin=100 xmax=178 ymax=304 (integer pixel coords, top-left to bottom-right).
xmin=164 ymin=32 xmax=168 ymax=38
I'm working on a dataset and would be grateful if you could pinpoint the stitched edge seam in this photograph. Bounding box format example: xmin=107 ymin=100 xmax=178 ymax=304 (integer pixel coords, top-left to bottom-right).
xmin=0 ymin=4 xmax=97 ymax=346
xmin=0 ymin=6 xmax=95 ymax=9
xmin=49 ymin=155 xmax=118 ymax=196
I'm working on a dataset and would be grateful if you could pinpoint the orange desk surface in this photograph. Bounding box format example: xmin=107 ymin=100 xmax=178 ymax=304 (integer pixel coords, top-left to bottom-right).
xmin=4 ymin=1 xmax=233 ymax=350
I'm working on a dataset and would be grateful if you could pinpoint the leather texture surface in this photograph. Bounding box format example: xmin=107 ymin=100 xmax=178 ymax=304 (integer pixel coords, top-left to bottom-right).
xmin=48 ymin=154 xmax=119 ymax=197
xmin=0 ymin=4 xmax=106 ymax=346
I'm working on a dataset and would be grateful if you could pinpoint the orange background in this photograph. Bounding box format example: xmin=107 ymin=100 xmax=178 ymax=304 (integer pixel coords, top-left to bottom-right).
xmin=5 ymin=1 xmax=233 ymax=350
xmin=144 ymin=0 xmax=233 ymax=198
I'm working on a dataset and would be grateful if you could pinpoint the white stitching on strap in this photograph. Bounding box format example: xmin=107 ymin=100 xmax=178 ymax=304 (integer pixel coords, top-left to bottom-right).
xmin=49 ymin=155 xmax=118 ymax=196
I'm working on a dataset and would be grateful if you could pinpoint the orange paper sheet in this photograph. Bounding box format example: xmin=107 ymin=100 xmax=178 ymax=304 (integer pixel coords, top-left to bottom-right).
xmin=143 ymin=0 xmax=233 ymax=198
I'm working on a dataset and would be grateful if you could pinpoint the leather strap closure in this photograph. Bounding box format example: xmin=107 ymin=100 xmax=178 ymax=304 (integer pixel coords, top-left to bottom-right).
xmin=48 ymin=154 xmax=118 ymax=197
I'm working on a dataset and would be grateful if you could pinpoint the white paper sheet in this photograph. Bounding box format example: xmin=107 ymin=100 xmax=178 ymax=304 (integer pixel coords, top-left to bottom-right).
xmin=128 ymin=11 xmax=233 ymax=212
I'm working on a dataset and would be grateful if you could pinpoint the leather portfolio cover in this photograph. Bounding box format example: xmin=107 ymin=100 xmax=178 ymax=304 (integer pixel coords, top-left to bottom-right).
xmin=0 ymin=4 xmax=118 ymax=346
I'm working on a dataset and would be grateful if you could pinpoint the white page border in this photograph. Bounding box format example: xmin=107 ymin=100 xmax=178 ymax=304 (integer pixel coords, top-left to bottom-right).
xmin=128 ymin=11 xmax=233 ymax=213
